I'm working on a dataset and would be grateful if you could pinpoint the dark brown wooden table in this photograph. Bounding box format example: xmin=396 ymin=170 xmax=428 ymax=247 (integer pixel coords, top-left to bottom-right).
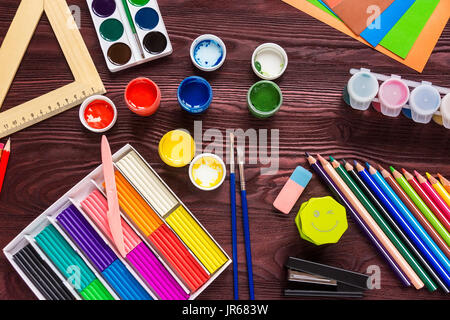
xmin=0 ymin=0 xmax=449 ymax=300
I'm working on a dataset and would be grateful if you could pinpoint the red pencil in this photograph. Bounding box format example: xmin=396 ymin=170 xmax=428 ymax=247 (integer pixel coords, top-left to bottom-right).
xmin=402 ymin=169 xmax=450 ymax=232
xmin=415 ymin=170 xmax=450 ymax=222
xmin=0 ymin=139 xmax=10 ymax=193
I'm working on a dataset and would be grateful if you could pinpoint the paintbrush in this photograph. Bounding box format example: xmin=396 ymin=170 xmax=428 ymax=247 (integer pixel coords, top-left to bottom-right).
xmin=237 ymin=144 xmax=255 ymax=300
xmin=229 ymin=133 xmax=238 ymax=300
xmin=119 ymin=0 xmax=145 ymax=59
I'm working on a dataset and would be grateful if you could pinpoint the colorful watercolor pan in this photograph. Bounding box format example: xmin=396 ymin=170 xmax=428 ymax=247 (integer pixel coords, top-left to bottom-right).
xmin=3 ymin=144 xmax=230 ymax=300
xmin=87 ymin=0 xmax=173 ymax=72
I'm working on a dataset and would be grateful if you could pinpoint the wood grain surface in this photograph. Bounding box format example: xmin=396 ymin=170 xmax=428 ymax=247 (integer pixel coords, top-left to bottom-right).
xmin=0 ymin=0 xmax=449 ymax=300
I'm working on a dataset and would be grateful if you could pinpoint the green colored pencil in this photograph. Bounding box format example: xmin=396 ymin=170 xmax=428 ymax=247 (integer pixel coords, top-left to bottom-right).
xmin=121 ymin=0 xmax=145 ymax=58
xmin=330 ymin=157 xmax=436 ymax=291
xmin=390 ymin=166 xmax=450 ymax=247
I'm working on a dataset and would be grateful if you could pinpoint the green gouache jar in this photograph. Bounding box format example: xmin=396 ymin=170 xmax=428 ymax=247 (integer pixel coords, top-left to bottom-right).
xmin=247 ymin=80 xmax=283 ymax=118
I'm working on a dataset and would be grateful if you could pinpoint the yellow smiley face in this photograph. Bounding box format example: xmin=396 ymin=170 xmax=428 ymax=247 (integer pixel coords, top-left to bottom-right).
xmin=295 ymin=196 xmax=348 ymax=245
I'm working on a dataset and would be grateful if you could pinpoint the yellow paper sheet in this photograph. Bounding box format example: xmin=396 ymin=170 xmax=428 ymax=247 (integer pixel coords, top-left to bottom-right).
xmin=283 ymin=0 xmax=449 ymax=72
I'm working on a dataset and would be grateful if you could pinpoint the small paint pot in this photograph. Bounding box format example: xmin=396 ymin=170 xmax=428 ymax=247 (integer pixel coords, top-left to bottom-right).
xmin=378 ymin=76 xmax=410 ymax=117
xmin=159 ymin=129 xmax=196 ymax=167
xmin=434 ymin=93 xmax=450 ymax=129
xmin=247 ymin=80 xmax=283 ymax=118
xmin=409 ymin=82 xmax=441 ymax=124
xmin=252 ymin=43 xmax=288 ymax=81
xmin=346 ymin=71 xmax=379 ymax=110
xmin=79 ymin=95 xmax=117 ymax=133
xmin=177 ymin=76 xmax=213 ymax=114
xmin=190 ymin=34 xmax=226 ymax=72
xmin=189 ymin=153 xmax=226 ymax=191
xmin=125 ymin=77 xmax=161 ymax=116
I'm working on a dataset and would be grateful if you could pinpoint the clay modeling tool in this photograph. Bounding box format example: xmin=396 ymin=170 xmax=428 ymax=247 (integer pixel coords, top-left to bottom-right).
xmin=229 ymin=133 xmax=239 ymax=299
xmin=237 ymin=144 xmax=255 ymax=300
xmin=101 ymin=135 xmax=126 ymax=257
xmin=120 ymin=0 xmax=145 ymax=59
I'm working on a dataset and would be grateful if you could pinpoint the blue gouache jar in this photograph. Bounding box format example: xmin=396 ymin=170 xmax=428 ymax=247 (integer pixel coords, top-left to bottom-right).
xmin=177 ymin=76 xmax=213 ymax=114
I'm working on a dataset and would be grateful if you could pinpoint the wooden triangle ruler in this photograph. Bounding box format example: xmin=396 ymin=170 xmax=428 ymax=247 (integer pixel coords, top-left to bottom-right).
xmin=0 ymin=0 xmax=106 ymax=138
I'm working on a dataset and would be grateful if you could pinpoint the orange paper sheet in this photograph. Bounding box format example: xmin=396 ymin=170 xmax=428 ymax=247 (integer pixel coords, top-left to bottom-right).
xmin=324 ymin=0 xmax=343 ymax=8
xmin=283 ymin=0 xmax=450 ymax=72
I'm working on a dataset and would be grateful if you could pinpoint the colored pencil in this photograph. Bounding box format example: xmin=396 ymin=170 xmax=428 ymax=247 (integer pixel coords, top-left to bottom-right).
xmin=379 ymin=165 xmax=448 ymax=292
xmin=345 ymin=161 xmax=446 ymax=262
xmin=120 ymin=0 xmax=145 ymax=59
xmin=306 ymin=154 xmax=410 ymax=286
xmin=406 ymin=169 xmax=450 ymax=231
xmin=399 ymin=168 xmax=450 ymax=244
xmin=237 ymin=145 xmax=255 ymax=300
xmin=415 ymin=171 xmax=450 ymax=220
xmin=426 ymin=173 xmax=450 ymax=211
xmin=229 ymin=133 xmax=239 ymax=300
xmin=437 ymin=174 xmax=450 ymax=194
xmin=390 ymin=167 xmax=450 ymax=254
xmin=366 ymin=164 xmax=450 ymax=287
xmin=0 ymin=138 xmax=10 ymax=193
xmin=0 ymin=143 xmax=4 ymax=161
xmin=331 ymin=157 xmax=429 ymax=290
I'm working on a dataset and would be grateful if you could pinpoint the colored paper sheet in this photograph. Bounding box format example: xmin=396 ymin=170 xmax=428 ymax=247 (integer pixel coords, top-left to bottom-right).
xmin=323 ymin=0 xmax=342 ymax=8
xmin=309 ymin=0 xmax=338 ymax=17
xmin=330 ymin=0 xmax=395 ymax=35
xmin=379 ymin=0 xmax=440 ymax=58
xmin=282 ymin=0 xmax=450 ymax=72
xmin=101 ymin=259 xmax=152 ymax=300
xmin=360 ymin=0 xmax=416 ymax=47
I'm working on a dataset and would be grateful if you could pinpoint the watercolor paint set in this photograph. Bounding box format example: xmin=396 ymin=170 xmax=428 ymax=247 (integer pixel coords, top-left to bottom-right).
xmin=344 ymin=68 xmax=450 ymax=128
xmin=3 ymin=144 xmax=230 ymax=300
xmin=87 ymin=0 xmax=173 ymax=72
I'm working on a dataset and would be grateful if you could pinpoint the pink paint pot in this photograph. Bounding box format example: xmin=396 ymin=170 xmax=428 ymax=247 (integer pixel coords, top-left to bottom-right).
xmin=378 ymin=77 xmax=410 ymax=117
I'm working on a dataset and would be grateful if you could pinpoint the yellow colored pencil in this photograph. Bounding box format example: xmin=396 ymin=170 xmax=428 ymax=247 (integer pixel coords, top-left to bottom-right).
xmin=427 ymin=173 xmax=450 ymax=208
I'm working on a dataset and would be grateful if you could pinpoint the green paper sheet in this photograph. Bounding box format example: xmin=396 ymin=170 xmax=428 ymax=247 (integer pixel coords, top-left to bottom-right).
xmin=306 ymin=0 xmax=338 ymax=18
xmin=305 ymin=0 xmax=440 ymax=59
xmin=379 ymin=0 xmax=439 ymax=58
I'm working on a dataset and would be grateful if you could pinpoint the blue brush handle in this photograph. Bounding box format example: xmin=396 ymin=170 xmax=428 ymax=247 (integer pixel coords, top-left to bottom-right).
xmin=241 ymin=189 xmax=255 ymax=300
xmin=230 ymin=173 xmax=238 ymax=300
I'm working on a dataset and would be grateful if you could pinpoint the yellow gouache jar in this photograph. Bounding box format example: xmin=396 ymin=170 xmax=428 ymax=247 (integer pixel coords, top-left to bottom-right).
xmin=189 ymin=153 xmax=226 ymax=191
xmin=158 ymin=129 xmax=195 ymax=167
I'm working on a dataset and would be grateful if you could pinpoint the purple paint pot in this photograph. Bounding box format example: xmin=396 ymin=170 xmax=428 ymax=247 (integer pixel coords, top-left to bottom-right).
xmin=92 ymin=0 xmax=116 ymax=18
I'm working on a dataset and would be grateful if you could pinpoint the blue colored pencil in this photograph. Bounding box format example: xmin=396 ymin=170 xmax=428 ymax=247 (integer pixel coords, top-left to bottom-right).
xmin=229 ymin=133 xmax=238 ymax=300
xmin=356 ymin=161 xmax=450 ymax=288
xmin=237 ymin=145 xmax=255 ymax=300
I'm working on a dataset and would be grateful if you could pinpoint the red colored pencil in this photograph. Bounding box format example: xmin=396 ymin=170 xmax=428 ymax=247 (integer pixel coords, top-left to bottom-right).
xmin=402 ymin=169 xmax=450 ymax=232
xmin=438 ymin=174 xmax=450 ymax=195
xmin=0 ymin=139 xmax=10 ymax=193
xmin=415 ymin=170 xmax=450 ymax=222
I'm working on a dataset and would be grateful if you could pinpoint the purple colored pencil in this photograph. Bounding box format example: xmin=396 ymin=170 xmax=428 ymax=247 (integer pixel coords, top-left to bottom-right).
xmin=127 ymin=242 xmax=189 ymax=300
xmin=56 ymin=205 xmax=117 ymax=272
xmin=305 ymin=153 xmax=411 ymax=287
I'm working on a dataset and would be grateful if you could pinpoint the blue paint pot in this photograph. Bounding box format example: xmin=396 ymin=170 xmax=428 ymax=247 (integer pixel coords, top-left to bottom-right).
xmin=135 ymin=7 xmax=159 ymax=30
xmin=177 ymin=76 xmax=213 ymax=114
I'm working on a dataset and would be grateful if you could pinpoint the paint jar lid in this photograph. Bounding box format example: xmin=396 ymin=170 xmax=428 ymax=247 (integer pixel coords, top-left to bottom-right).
xmin=347 ymin=71 xmax=379 ymax=110
xmin=439 ymin=93 xmax=450 ymax=129
xmin=247 ymin=80 xmax=283 ymax=118
xmin=378 ymin=77 xmax=410 ymax=117
xmin=79 ymin=95 xmax=117 ymax=133
xmin=190 ymin=34 xmax=227 ymax=72
xmin=409 ymin=83 xmax=441 ymax=124
xmin=252 ymin=43 xmax=288 ymax=80
xmin=159 ymin=130 xmax=196 ymax=167
xmin=189 ymin=153 xmax=226 ymax=191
